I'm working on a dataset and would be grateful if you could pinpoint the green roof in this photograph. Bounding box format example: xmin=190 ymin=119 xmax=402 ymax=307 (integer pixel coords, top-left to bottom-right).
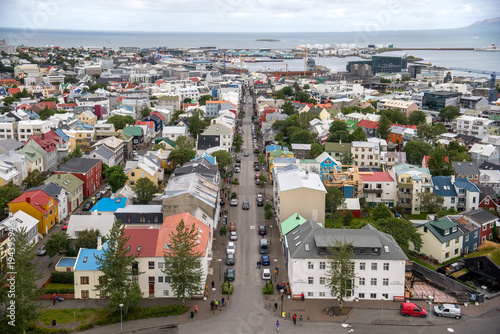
xmin=45 ymin=173 xmax=84 ymax=192
xmin=422 ymin=217 xmax=463 ymax=244
xmin=465 ymin=246 xmax=500 ymax=267
xmin=489 ymin=115 xmax=500 ymax=121
xmin=298 ymin=159 xmax=316 ymax=163
xmin=281 ymin=213 xmax=307 ymax=236
xmin=270 ymin=149 xmax=294 ymax=157
xmin=122 ymin=126 xmax=143 ymax=136
xmin=325 ymin=142 xmax=351 ymax=153
xmin=154 ymin=137 xmax=176 ymax=148
xmin=158 ymin=96 xmax=179 ymax=101
xmin=17 ymin=146 xmax=43 ymax=163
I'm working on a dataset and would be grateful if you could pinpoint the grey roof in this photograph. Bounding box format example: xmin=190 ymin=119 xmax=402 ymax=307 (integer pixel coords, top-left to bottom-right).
xmin=0 ymin=138 xmax=23 ymax=154
xmin=463 ymin=209 xmax=498 ymax=224
xmin=173 ymin=163 xmax=218 ymax=182
xmin=477 ymin=185 xmax=497 ymax=203
xmin=479 ymin=161 xmax=500 ymax=171
xmin=27 ymin=183 xmax=64 ymax=199
xmin=92 ymin=145 xmax=114 ymax=160
xmin=115 ymin=205 xmax=162 ymax=213
xmin=56 ymin=157 xmax=101 ymax=173
xmin=452 ymin=161 xmax=479 ymax=175
xmin=162 ymin=173 xmax=218 ymax=209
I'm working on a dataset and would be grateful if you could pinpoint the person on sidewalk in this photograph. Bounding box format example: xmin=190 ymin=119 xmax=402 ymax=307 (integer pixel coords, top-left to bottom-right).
xmin=276 ymin=320 xmax=280 ymax=332
xmin=299 ymin=314 xmax=303 ymax=326
xmin=221 ymin=297 xmax=225 ymax=307
xmin=211 ymin=280 xmax=215 ymax=289
xmin=52 ymin=293 xmax=56 ymax=306
xmin=195 ymin=304 xmax=199 ymax=313
xmin=210 ymin=300 xmax=214 ymax=311
xmin=293 ymin=313 xmax=297 ymax=325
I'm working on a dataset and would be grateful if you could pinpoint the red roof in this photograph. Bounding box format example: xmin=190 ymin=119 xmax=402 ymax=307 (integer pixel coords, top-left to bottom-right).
xmin=36 ymin=101 xmax=57 ymax=110
xmin=423 ymin=155 xmax=449 ymax=168
xmin=0 ymin=79 xmax=19 ymax=85
xmin=16 ymin=103 xmax=31 ymax=110
xmin=25 ymin=129 xmax=62 ymax=153
xmin=10 ymin=190 xmax=56 ymax=214
xmin=360 ymin=172 xmax=394 ymax=182
xmin=357 ymin=120 xmax=379 ymax=130
xmin=135 ymin=120 xmax=155 ymax=128
xmin=8 ymin=88 xmax=21 ymax=95
xmin=124 ymin=227 xmax=160 ymax=257
xmin=189 ymin=77 xmax=200 ymax=83
xmin=183 ymin=103 xmax=197 ymax=109
xmin=150 ymin=112 xmax=165 ymax=121
xmin=57 ymin=103 xmax=77 ymax=108
xmin=159 ymin=213 xmax=210 ymax=257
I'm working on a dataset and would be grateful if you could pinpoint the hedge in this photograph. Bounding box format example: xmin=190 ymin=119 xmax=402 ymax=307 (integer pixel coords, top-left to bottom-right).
xmin=50 ymin=271 xmax=74 ymax=284
xmin=95 ymin=305 xmax=187 ymax=326
xmin=76 ymin=323 xmax=95 ymax=331
xmin=26 ymin=325 xmax=72 ymax=334
xmin=43 ymin=288 xmax=75 ymax=294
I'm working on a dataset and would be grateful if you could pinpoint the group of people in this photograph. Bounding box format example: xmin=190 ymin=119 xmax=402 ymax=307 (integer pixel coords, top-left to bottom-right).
xmin=210 ymin=297 xmax=226 ymax=312
xmin=275 ymin=314 xmax=303 ymax=331
xmin=276 ymin=281 xmax=290 ymax=294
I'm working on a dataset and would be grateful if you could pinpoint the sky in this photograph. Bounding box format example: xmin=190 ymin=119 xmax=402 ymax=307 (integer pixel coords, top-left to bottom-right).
xmin=0 ymin=0 xmax=499 ymax=33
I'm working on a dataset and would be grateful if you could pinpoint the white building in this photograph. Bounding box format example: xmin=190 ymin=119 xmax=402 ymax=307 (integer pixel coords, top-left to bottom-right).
xmin=176 ymin=86 xmax=200 ymax=102
xmin=0 ymin=211 xmax=40 ymax=245
xmin=162 ymin=126 xmax=188 ymax=142
xmin=453 ymin=115 xmax=493 ymax=138
xmin=360 ymin=172 xmax=396 ymax=208
xmin=17 ymin=120 xmax=52 ymax=143
xmin=351 ymin=141 xmax=381 ymax=167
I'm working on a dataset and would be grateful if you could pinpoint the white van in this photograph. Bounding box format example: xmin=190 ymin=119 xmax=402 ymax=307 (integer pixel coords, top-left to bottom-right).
xmin=433 ymin=304 xmax=461 ymax=319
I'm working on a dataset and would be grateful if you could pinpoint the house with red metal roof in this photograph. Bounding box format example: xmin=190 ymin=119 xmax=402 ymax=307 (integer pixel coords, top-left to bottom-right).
xmin=24 ymin=130 xmax=66 ymax=170
xmin=8 ymin=189 xmax=59 ymax=234
xmin=360 ymin=172 xmax=396 ymax=208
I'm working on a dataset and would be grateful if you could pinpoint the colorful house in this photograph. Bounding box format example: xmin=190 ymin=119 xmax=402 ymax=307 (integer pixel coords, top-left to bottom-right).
xmin=54 ymin=158 xmax=102 ymax=197
xmin=315 ymin=152 xmax=341 ymax=181
xmin=269 ymin=149 xmax=295 ymax=173
xmin=125 ymin=155 xmax=163 ymax=187
xmin=77 ymin=110 xmax=97 ymax=125
xmin=9 ymin=190 xmax=59 ymax=235
xmin=44 ymin=173 xmax=84 ymax=213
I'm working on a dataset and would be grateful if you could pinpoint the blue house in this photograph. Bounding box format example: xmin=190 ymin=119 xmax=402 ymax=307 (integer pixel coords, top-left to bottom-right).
xmin=448 ymin=215 xmax=481 ymax=254
xmin=315 ymin=152 xmax=341 ymax=181
xmin=191 ymin=152 xmax=216 ymax=166
xmin=73 ymin=240 xmax=107 ymax=299
xmin=90 ymin=197 xmax=127 ymax=213
xmin=453 ymin=177 xmax=480 ymax=211
xmin=432 ymin=176 xmax=458 ymax=210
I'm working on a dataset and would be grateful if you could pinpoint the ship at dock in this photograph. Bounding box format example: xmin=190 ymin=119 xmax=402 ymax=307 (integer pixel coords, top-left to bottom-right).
xmin=476 ymin=43 xmax=500 ymax=51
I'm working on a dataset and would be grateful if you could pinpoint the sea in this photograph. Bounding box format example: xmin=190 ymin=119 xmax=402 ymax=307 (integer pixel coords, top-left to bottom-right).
xmin=1 ymin=27 xmax=500 ymax=75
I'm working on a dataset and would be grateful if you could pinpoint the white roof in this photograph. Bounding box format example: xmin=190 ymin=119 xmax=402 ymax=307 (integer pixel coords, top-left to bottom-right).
xmin=0 ymin=211 xmax=38 ymax=235
xmin=66 ymin=215 xmax=116 ymax=239
xmin=469 ymin=143 xmax=497 ymax=156
xmin=162 ymin=126 xmax=187 ymax=135
xmin=115 ymin=205 xmax=162 ymax=213
xmin=276 ymin=169 xmax=326 ymax=193
xmin=341 ymin=198 xmax=361 ymax=211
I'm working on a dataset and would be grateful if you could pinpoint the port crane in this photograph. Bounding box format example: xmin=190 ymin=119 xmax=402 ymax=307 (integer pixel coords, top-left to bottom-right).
xmin=448 ymin=67 xmax=497 ymax=102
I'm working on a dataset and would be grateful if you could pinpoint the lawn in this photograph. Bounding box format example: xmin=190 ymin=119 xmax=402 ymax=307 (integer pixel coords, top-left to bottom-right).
xmin=45 ymin=283 xmax=74 ymax=290
xmin=406 ymin=213 xmax=429 ymax=220
xmin=408 ymin=255 xmax=437 ymax=271
xmin=39 ymin=308 xmax=109 ymax=326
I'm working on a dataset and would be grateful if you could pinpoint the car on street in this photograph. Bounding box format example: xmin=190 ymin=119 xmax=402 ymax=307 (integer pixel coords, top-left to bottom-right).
xmin=82 ymin=201 xmax=93 ymax=211
xmin=229 ymin=222 xmax=236 ymax=231
xmin=226 ymin=242 xmax=235 ymax=255
xmin=400 ymin=302 xmax=427 ymax=318
xmin=96 ymin=192 xmax=103 ymax=200
xmin=37 ymin=245 xmax=46 ymax=256
xmin=226 ymin=253 xmax=235 ymax=265
xmin=254 ymin=165 xmax=260 ymax=171
xmin=235 ymin=156 xmax=241 ymax=163
xmin=257 ymin=194 xmax=263 ymax=200
xmin=433 ymin=304 xmax=461 ymax=319
xmin=225 ymin=268 xmax=235 ymax=281
xmin=242 ymin=201 xmax=249 ymax=210
xmin=234 ymin=167 xmax=240 ymax=173
xmin=62 ymin=221 xmax=69 ymax=231
xmin=230 ymin=231 xmax=238 ymax=241
xmin=90 ymin=196 xmax=97 ymax=204
xmin=244 ymin=152 xmax=249 ymax=157
xmin=255 ymin=174 xmax=260 ymax=180
xmin=261 ymin=255 xmax=270 ymax=266
xmin=262 ymin=268 xmax=271 ymax=280
xmin=230 ymin=199 xmax=238 ymax=206
xmin=259 ymin=225 xmax=267 ymax=235
xmin=235 ymin=162 xmax=241 ymax=168
xmin=257 ymin=198 xmax=264 ymax=206
xmin=132 ymin=151 xmax=138 ymax=156
xmin=255 ymin=179 xmax=261 ymax=186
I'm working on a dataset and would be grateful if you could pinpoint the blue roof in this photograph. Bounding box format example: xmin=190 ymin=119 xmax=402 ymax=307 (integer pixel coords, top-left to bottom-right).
xmin=454 ymin=178 xmax=480 ymax=192
xmin=56 ymin=258 xmax=76 ymax=268
xmin=432 ymin=176 xmax=457 ymax=197
xmin=74 ymin=242 xmax=107 ymax=271
xmin=266 ymin=145 xmax=289 ymax=154
xmin=90 ymin=197 xmax=127 ymax=212
xmin=192 ymin=152 xmax=216 ymax=165
xmin=54 ymin=128 xmax=69 ymax=142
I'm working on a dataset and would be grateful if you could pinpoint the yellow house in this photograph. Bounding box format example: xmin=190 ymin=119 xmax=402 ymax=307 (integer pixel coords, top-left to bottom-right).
xmin=8 ymin=190 xmax=58 ymax=235
xmin=77 ymin=110 xmax=98 ymax=125
xmin=63 ymin=129 xmax=94 ymax=153
xmin=269 ymin=149 xmax=295 ymax=173
xmin=125 ymin=156 xmax=163 ymax=187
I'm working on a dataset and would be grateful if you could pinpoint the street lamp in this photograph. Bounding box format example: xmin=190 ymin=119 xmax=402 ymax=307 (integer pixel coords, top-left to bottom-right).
xmin=381 ymin=297 xmax=384 ymax=323
xmin=218 ymin=258 xmax=222 ymax=282
xmin=119 ymin=303 xmax=124 ymax=333
xmin=427 ymin=296 xmax=434 ymax=322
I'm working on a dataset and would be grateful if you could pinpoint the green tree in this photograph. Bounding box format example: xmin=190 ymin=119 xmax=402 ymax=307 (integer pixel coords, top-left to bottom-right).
xmin=391 ymin=109 xmax=408 ymax=125
xmin=259 ymin=174 xmax=267 ymax=189
xmin=45 ymin=232 xmax=72 ymax=257
xmin=211 ymin=150 xmax=233 ymax=171
xmin=310 ymin=142 xmax=325 ymax=158
xmin=169 ymin=110 xmax=184 ymax=125
xmin=61 ymin=145 xmax=83 ymax=164
xmin=1 ymin=96 xmax=20 ymax=106
xmin=94 ymin=220 xmax=143 ymax=315
xmin=276 ymin=90 xmax=286 ymax=100
xmin=183 ymin=97 xmax=192 ymax=104
xmin=43 ymin=97 xmax=59 ymax=102
xmin=342 ymin=211 xmax=354 ymax=226
xmin=373 ymin=217 xmax=423 ymax=251
xmin=325 ymin=240 xmax=356 ymax=311
xmin=377 ymin=115 xmax=391 ymax=140
xmin=21 ymin=169 xmax=44 ymax=189
xmin=133 ymin=177 xmax=157 ymax=204
xmin=188 ymin=113 xmax=204 ymax=139
xmin=282 ymin=86 xmax=295 ymax=96
xmin=327 ymin=121 xmax=350 ymax=143
xmin=303 ymin=84 xmax=310 ymax=90
xmin=428 ymin=145 xmax=453 ymax=176
xmin=162 ymin=219 xmax=203 ymax=304
xmin=348 ymin=127 xmax=367 ymax=142
xmin=140 ymin=107 xmax=151 ymax=119
xmin=408 ymin=110 xmax=426 ymax=125
xmin=296 ymin=91 xmax=310 ymax=103
xmin=402 ymin=140 xmax=432 ymax=165
xmin=371 ymin=203 xmax=392 ymax=221
xmin=258 ymin=154 xmax=266 ymax=165
xmin=233 ymin=134 xmax=244 ymax=151
xmin=167 ymin=147 xmax=196 ymax=167
xmin=5 ymin=227 xmax=43 ymax=333
xmin=198 ymin=94 xmax=213 ymax=106
xmin=325 ymin=187 xmax=345 ymax=218
xmin=281 ymin=101 xmax=296 ymax=116
xmin=290 ymin=129 xmax=313 ymax=144
xmin=439 ymin=106 xmax=460 ymax=121
xmin=175 ymin=135 xmax=195 ymax=150
xmin=74 ymin=229 xmax=105 ymax=251
xmin=0 ymin=181 xmax=22 ymax=220
xmin=38 ymin=107 xmax=56 ymax=120
xmin=106 ymin=115 xmax=135 ymax=130
xmin=340 ymin=152 xmax=354 ymax=165
xmin=103 ymin=166 xmax=128 ymax=192
xmin=298 ymin=112 xmax=319 ymax=127
xmin=417 ymin=123 xmax=447 ymax=143
xmin=152 ymin=143 xmax=167 ymax=151
xmin=419 ymin=192 xmax=444 ymax=214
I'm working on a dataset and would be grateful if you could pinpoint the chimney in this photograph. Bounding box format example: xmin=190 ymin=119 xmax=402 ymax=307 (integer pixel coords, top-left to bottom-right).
xmin=26 ymin=196 xmax=31 ymax=204
xmin=296 ymin=214 xmax=300 ymax=220
xmin=97 ymin=237 xmax=102 ymax=250
xmin=58 ymin=174 xmax=61 ymax=179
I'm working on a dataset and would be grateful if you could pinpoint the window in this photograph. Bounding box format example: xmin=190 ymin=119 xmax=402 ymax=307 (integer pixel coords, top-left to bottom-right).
xmin=132 ymin=276 xmax=139 ymax=284
xmin=163 ymin=290 xmax=169 ymax=296
xmin=383 ymin=263 xmax=389 ymax=271
xmin=474 ymin=231 xmax=478 ymax=238
xmin=360 ymin=262 xmax=365 ymax=270
xmin=320 ymin=277 xmax=326 ymax=285
xmin=383 ymin=293 xmax=389 ymax=299
xmin=371 ymin=248 xmax=378 ymax=255
xmin=158 ymin=276 xmax=163 ymax=283
xmin=465 ymin=235 xmax=469 ymax=242
xmin=482 ymin=225 xmax=487 ymax=231
xmin=481 ymin=236 xmax=486 ymax=243
xmin=358 ymin=293 xmax=365 ymax=298
xmin=455 ymin=237 xmax=459 ymax=244
xmin=371 ymin=263 xmax=377 ymax=270
xmin=81 ymin=290 xmax=89 ymax=299
xmin=308 ymin=262 xmax=314 ymax=269
xmin=80 ymin=276 xmax=89 ymax=285
xmin=319 ymin=292 xmax=326 ymax=297
xmin=148 ymin=261 xmax=155 ymax=269
xmin=454 ymin=248 xmax=459 ymax=255
xmin=320 ymin=262 xmax=326 ymax=270
xmin=383 ymin=278 xmax=389 ymax=286
xmin=308 ymin=277 xmax=313 ymax=284
xmin=141 ymin=172 xmax=145 ymax=178
xmin=445 ymin=252 xmax=450 ymax=259
xmin=158 ymin=262 xmax=163 ymax=269
xmin=370 ymin=293 xmax=377 ymax=299
xmin=308 ymin=292 xmax=314 ymax=297
xmin=359 ymin=278 xmax=365 ymax=286
xmin=131 ymin=172 xmax=135 ymax=177
xmin=371 ymin=278 xmax=377 ymax=286
xmin=360 ymin=248 xmax=366 ymax=254
xmin=446 ymin=241 xmax=450 ymax=247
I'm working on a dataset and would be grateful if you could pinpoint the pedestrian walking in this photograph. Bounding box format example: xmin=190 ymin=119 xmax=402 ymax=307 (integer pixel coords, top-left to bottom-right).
xmin=293 ymin=313 xmax=297 ymax=325
xmin=52 ymin=293 xmax=56 ymax=306
xmin=211 ymin=280 xmax=215 ymax=289
xmin=195 ymin=304 xmax=199 ymax=313
xmin=299 ymin=314 xmax=303 ymax=325
xmin=210 ymin=300 xmax=214 ymax=311
xmin=221 ymin=297 xmax=225 ymax=307
xmin=276 ymin=320 xmax=280 ymax=332
xmin=256 ymin=261 xmax=259 ymax=269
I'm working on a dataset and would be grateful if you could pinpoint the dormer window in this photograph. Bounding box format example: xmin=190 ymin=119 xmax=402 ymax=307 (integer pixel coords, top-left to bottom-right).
xmin=452 ymin=226 xmax=457 ymax=232
xmin=444 ymin=229 xmax=450 ymax=235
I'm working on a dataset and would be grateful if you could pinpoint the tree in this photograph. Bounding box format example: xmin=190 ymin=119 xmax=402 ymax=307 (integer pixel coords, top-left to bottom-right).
xmin=310 ymin=142 xmax=325 ymax=158
xmin=439 ymin=106 xmax=460 ymax=121
xmin=198 ymin=94 xmax=213 ymax=106
xmin=281 ymin=101 xmax=296 ymax=116
xmin=417 ymin=123 xmax=447 ymax=143
xmin=4 ymin=227 xmax=43 ymax=333
xmin=325 ymin=187 xmax=345 ymax=218
xmin=275 ymin=90 xmax=286 ymax=100
xmin=169 ymin=110 xmax=184 ymax=125
xmin=258 ymin=154 xmax=266 ymax=165
xmin=167 ymin=147 xmax=196 ymax=167
xmin=0 ymin=181 xmax=22 ymax=220
xmin=21 ymin=169 xmax=44 ymax=189
xmin=211 ymin=150 xmax=233 ymax=171
xmin=163 ymin=219 xmax=203 ymax=304
xmin=233 ymin=134 xmax=244 ymax=151
xmin=74 ymin=229 xmax=105 ymax=251
xmin=282 ymin=86 xmax=295 ymax=97
xmin=45 ymin=232 xmax=72 ymax=257
xmin=295 ymin=91 xmax=310 ymax=103
xmin=174 ymin=135 xmax=195 ymax=150
xmin=152 ymin=143 xmax=167 ymax=151
xmin=38 ymin=107 xmax=56 ymax=120
xmin=61 ymin=145 xmax=83 ymax=164
xmin=340 ymin=152 xmax=354 ymax=165
xmin=348 ymin=127 xmax=367 ymax=142
xmin=371 ymin=203 xmax=392 ymax=221
xmin=325 ymin=240 xmax=356 ymax=311
xmin=94 ymin=220 xmax=143 ymax=315
xmin=106 ymin=115 xmax=135 ymax=130
xmin=183 ymin=97 xmax=192 ymax=104
xmin=419 ymin=192 xmax=444 ymax=214
xmin=391 ymin=109 xmax=408 ymax=125
xmin=342 ymin=211 xmax=354 ymax=226
xmin=373 ymin=217 xmax=423 ymax=251
xmin=428 ymin=145 xmax=453 ymax=176
xmin=298 ymin=112 xmax=319 ymax=127
xmin=140 ymin=107 xmax=151 ymax=119
xmin=408 ymin=110 xmax=426 ymax=125
xmin=327 ymin=121 xmax=350 ymax=143
xmin=402 ymin=140 xmax=432 ymax=165
xmin=133 ymin=177 xmax=157 ymax=204
xmin=187 ymin=113 xmax=204 ymax=139
xmin=259 ymin=174 xmax=267 ymax=189
xmin=103 ymin=166 xmax=128 ymax=192
xmin=290 ymin=129 xmax=313 ymax=144
xmin=377 ymin=115 xmax=391 ymax=140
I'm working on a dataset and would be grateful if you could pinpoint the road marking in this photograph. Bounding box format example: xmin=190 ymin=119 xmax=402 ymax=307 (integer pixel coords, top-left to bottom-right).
xmin=250 ymin=225 xmax=255 ymax=229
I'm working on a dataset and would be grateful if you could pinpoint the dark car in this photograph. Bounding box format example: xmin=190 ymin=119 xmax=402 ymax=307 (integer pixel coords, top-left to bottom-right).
xmin=225 ymin=268 xmax=235 ymax=281
xmin=254 ymin=165 xmax=260 ymax=171
xmin=254 ymin=161 xmax=259 ymax=166
xmin=242 ymin=201 xmax=250 ymax=210
xmin=255 ymin=179 xmax=261 ymax=186
xmin=82 ymin=201 xmax=93 ymax=211
xmin=235 ymin=162 xmax=241 ymax=168
xmin=226 ymin=253 xmax=235 ymax=265
xmin=259 ymin=225 xmax=267 ymax=235
xmin=261 ymin=255 xmax=270 ymax=266
xmin=257 ymin=198 xmax=264 ymax=206
xmin=96 ymin=192 xmax=102 ymax=200
xmin=235 ymin=156 xmax=241 ymax=163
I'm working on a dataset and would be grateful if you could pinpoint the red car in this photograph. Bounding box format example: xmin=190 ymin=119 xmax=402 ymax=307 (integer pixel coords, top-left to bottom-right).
xmin=62 ymin=221 xmax=69 ymax=231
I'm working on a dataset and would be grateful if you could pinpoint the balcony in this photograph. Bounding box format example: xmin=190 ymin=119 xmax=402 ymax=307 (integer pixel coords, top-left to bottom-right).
xmin=398 ymin=192 xmax=413 ymax=199
xmin=364 ymin=188 xmax=383 ymax=194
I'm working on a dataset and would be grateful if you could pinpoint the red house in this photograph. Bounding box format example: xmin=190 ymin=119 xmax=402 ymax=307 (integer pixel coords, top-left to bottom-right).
xmin=54 ymin=158 xmax=102 ymax=197
xmin=478 ymin=185 xmax=500 ymax=212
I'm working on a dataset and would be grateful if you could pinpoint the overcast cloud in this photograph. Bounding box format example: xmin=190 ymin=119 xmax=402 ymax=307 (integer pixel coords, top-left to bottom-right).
xmin=0 ymin=0 xmax=498 ymax=32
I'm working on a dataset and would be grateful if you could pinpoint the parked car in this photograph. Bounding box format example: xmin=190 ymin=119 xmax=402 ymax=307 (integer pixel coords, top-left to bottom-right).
xmin=242 ymin=201 xmax=250 ymax=210
xmin=37 ymin=245 xmax=46 ymax=256
xmin=254 ymin=161 xmax=259 ymax=166
xmin=235 ymin=167 xmax=240 ymax=173
xmin=230 ymin=199 xmax=238 ymax=206
xmin=235 ymin=162 xmax=241 ymax=168
xmin=62 ymin=221 xmax=69 ymax=231
xmin=132 ymin=150 xmax=138 ymax=156
xmin=225 ymin=268 xmax=235 ymax=281
xmin=82 ymin=201 xmax=93 ymax=211
xmin=226 ymin=242 xmax=235 ymax=255
xmin=261 ymin=255 xmax=270 ymax=266
xmin=229 ymin=222 xmax=236 ymax=232
xmin=400 ymin=302 xmax=427 ymax=318
xmin=259 ymin=238 xmax=269 ymax=254
xmin=236 ymin=156 xmax=241 ymax=163
xmin=244 ymin=152 xmax=249 ymax=157
xmin=255 ymin=179 xmax=261 ymax=186
xmin=259 ymin=225 xmax=267 ymax=235
xmin=254 ymin=165 xmax=260 ymax=171
xmin=433 ymin=304 xmax=461 ymax=319
xmin=90 ymin=196 xmax=97 ymax=204
xmin=257 ymin=198 xmax=264 ymax=206
xmin=255 ymin=174 xmax=260 ymax=180
xmin=230 ymin=231 xmax=237 ymax=241
xmin=96 ymin=192 xmax=102 ymax=200
xmin=226 ymin=253 xmax=235 ymax=265
xmin=262 ymin=268 xmax=271 ymax=280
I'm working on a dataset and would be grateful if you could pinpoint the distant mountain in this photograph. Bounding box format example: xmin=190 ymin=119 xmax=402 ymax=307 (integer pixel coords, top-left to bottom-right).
xmin=466 ymin=17 xmax=500 ymax=28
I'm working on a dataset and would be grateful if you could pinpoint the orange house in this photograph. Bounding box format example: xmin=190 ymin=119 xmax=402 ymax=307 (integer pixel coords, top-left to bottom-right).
xmin=8 ymin=190 xmax=59 ymax=235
